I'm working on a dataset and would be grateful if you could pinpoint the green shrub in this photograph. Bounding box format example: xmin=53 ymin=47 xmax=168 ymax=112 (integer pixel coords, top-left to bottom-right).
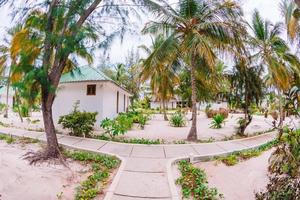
xmin=0 ymin=103 xmax=7 ymax=112
xmin=115 ymin=113 xmax=134 ymax=130
xmin=210 ymin=114 xmax=225 ymax=129
xmin=0 ymin=134 xmax=15 ymax=144
xmin=64 ymin=150 xmax=120 ymax=200
xmin=100 ymin=118 xmax=126 ymax=138
xmin=170 ymin=113 xmax=186 ymax=127
xmin=58 ymin=103 xmax=97 ymax=138
xmin=256 ymin=130 xmax=300 ymax=199
xmin=96 ymin=135 xmax=162 ymax=144
xmin=176 ymin=160 xmax=222 ymax=199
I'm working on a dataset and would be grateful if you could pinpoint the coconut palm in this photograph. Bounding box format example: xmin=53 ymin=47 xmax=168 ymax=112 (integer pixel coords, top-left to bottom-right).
xmin=140 ymin=34 xmax=180 ymax=120
xmin=248 ymin=10 xmax=300 ymax=137
xmin=143 ymin=0 xmax=246 ymax=140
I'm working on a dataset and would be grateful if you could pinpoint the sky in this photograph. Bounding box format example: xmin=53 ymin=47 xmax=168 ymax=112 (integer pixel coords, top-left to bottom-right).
xmin=0 ymin=0 xmax=284 ymax=65
xmin=108 ymin=0 xmax=284 ymax=64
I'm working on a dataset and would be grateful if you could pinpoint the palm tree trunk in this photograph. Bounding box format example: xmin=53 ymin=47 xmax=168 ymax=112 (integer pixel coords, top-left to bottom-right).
xmin=278 ymin=90 xmax=284 ymax=140
xmin=162 ymin=99 xmax=168 ymax=121
xmin=4 ymin=67 xmax=12 ymax=118
xmin=187 ymin=55 xmax=198 ymax=141
xmin=14 ymin=90 xmax=23 ymax=123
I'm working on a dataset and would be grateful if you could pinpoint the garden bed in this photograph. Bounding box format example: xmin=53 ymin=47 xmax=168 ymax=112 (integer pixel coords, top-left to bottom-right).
xmin=0 ymin=136 xmax=119 ymax=200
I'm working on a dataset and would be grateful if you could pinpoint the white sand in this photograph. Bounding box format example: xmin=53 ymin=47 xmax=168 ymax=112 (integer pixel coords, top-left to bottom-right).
xmin=125 ymin=113 xmax=299 ymax=142
xmin=0 ymin=141 xmax=89 ymax=200
xmin=1 ymin=111 xmax=299 ymax=142
xmin=195 ymin=150 xmax=273 ymax=200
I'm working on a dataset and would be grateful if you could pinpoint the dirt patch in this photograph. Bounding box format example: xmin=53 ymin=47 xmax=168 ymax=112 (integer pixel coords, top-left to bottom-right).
xmin=0 ymin=140 xmax=115 ymax=200
xmin=194 ymin=150 xmax=273 ymax=200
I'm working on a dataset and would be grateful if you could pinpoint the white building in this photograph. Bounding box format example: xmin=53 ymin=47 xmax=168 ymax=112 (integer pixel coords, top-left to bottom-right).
xmin=53 ymin=66 xmax=132 ymax=125
xmin=0 ymin=86 xmax=14 ymax=108
xmin=150 ymin=96 xmax=188 ymax=110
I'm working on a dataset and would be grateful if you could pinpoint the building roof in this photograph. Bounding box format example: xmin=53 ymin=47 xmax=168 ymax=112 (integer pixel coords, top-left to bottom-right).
xmin=60 ymin=66 xmax=133 ymax=96
xmin=60 ymin=66 xmax=113 ymax=83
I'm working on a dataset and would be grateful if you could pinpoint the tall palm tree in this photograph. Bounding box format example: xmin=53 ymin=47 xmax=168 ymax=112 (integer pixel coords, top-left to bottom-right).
xmin=143 ymin=0 xmax=245 ymax=140
xmin=248 ymin=10 xmax=300 ymax=137
xmin=140 ymin=34 xmax=180 ymax=120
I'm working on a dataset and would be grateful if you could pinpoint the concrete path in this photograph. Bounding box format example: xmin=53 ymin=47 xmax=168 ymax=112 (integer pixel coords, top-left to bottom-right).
xmin=0 ymin=127 xmax=277 ymax=200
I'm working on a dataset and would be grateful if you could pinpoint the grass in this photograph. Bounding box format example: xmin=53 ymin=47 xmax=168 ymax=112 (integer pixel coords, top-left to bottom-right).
xmin=96 ymin=135 xmax=163 ymax=144
xmin=63 ymin=150 xmax=120 ymax=200
xmin=0 ymin=134 xmax=15 ymax=144
xmin=176 ymin=160 xmax=223 ymax=200
xmin=215 ymin=139 xmax=278 ymax=166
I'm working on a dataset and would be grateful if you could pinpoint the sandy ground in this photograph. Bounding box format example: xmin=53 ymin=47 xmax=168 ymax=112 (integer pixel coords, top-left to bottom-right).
xmin=0 ymin=140 xmax=90 ymax=200
xmin=1 ymin=111 xmax=299 ymax=142
xmin=125 ymin=113 xmax=299 ymax=141
xmin=194 ymin=150 xmax=273 ymax=200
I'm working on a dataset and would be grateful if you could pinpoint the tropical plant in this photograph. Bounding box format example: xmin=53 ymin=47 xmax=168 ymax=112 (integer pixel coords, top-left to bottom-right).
xmin=0 ymin=0 xmax=154 ymax=162
xmin=229 ymin=60 xmax=264 ymax=135
xmin=256 ymin=130 xmax=300 ymax=199
xmin=248 ymin=10 xmax=300 ymax=138
xmin=210 ymin=114 xmax=225 ymax=129
xmin=170 ymin=113 xmax=186 ymax=127
xmin=100 ymin=118 xmax=126 ymax=138
xmin=58 ymin=103 xmax=97 ymax=138
xmin=176 ymin=160 xmax=223 ymax=200
xmin=143 ymin=0 xmax=246 ymax=140
xmin=139 ymin=34 xmax=180 ymax=121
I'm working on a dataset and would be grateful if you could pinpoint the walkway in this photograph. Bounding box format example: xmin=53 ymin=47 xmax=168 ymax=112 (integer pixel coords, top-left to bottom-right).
xmin=0 ymin=127 xmax=277 ymax=200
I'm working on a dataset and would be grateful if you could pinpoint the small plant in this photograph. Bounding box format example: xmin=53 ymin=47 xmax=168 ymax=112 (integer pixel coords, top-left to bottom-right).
xmin=100 ymin=118 xmax=126 ymax=138
xmin=210 ymin=114 xmax=225 ymax=129
xmin=216 ymin=140 xmax=278 ymax=166
xmin=96 ymin=135 xmax=162 ymax=144
xmin=256 ymin=130 xmax=300 ymax=199
xmin=0 ymin=134 xmax=15 ymax=144
xmin=58 ymin=102 xmax=97 ymax=138
xmin=137 ymin=114 xmax=147 ymax=129
xmin=64 ymin=150 xmax=120 ymax=200
xmin=170 ymin=113 xmax=186 ymax=127
xmin=176 ymin=160 xmax=222 ymax=199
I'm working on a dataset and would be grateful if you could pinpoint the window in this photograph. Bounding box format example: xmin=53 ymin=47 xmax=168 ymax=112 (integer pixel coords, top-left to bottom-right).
xmin=87 ymin=84 xmax=96 ymax=95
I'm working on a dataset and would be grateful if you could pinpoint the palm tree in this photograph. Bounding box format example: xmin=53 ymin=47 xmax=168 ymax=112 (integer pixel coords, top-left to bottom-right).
xmin=0 ymin=25 xmax=23 ymax=118
xmin=140 ymin=34 xmax=180 ymax=120
xmin=248 ymin=10 xmax=300 ymax=137
xmin=143 ymin=0 xmax=245 ymax=140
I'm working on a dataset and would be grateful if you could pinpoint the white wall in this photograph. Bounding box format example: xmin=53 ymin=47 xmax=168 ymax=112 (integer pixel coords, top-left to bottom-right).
xmin=0 ymin=95 xmax=13 ymax=108
xmin=53 ymin=82 xmax=103 ymax=126
xmin=198 ymin=102 xmax=228 ymax=110
xmin=102 ymin=82 xmax=130 ymax=119
xmin=53 ymin=81 xmax=131 ymax=127
xmin=150 ymin=101 xmax=177 ymax=109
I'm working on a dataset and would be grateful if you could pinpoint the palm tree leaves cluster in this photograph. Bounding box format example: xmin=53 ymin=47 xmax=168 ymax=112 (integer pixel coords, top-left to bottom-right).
xmin=0 ymin=0 xmax=299 ymax=151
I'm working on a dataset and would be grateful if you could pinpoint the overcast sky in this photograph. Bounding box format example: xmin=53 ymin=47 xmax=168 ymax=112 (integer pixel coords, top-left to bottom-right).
xmin=108 ymin=0 xmax=284 ymax=64
xmin=0 ymin=0 xmax=284 ymax=65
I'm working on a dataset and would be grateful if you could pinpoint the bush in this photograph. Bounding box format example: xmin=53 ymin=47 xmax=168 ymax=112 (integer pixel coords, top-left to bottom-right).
xmin=58 ymin=103 xmax=97 ymax=138
xmin=206 ymin=108 xmax=228 ymax=119
xmin=256 ymin=130 xmax=300 ymax=199
xmin=170 ymin=113 xmax=186 ymax=127
xmin=100 ymin=118 xmax=126 ymax=138
xmin=210 ymin=114 xmax=225 ymax=129
xmin=115 ymin=113 xmax=134 ymax=130
xmin=0 ymin=103 xmax=7 ymax=112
